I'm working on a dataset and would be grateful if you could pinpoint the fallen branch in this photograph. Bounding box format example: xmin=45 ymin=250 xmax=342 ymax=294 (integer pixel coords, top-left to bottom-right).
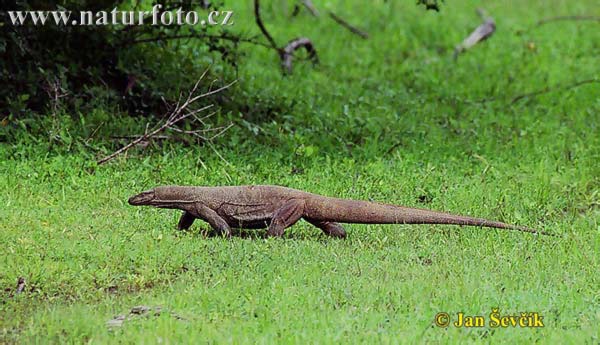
xmin=111 ymin=135 xmax=171 ymax=140
xmin=328 ymin=11 xmax=369 ymax=39
xmin=109 ymin=134 xmax=196 ymax=146
xmin=454 ymin=8 xmax=495 ymax=59
xmin=301 ymin=0 xmax=319 ymax=17
xmin=253 ymin=0 xmax=318 ymax=74
xmin=537 ymin=15 xmax=600 ymax=26
xmin=453 ymin=77 xmax=599 ymax=105
xmin=511 ymin=78 xmax=598 ymax=104
xmin=282 ymin=37 xmax=319 ymax=74
xmin=97 ymin=74 xmax=236 ymax=165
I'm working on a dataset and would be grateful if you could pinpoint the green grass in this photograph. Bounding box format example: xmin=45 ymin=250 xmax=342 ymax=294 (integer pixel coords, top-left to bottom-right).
xmin=1 ymin=0 xmax=599 ymax=343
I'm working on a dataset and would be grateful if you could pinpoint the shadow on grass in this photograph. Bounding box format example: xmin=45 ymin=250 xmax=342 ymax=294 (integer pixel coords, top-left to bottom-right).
xmin=172 ymin=226 xmax=338 ymax=241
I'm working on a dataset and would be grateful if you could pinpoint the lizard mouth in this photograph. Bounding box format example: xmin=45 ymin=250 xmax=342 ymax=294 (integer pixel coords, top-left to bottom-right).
xmin=128 ymin=190 xmax=156 ymax=205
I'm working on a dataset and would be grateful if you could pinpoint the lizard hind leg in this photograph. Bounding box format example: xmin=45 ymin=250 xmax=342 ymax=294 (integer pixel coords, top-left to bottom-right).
xmin=267 ymin=199 xmax=305 ymax=237
xmin=177 ymin=211 xmax=196 ymax=230
xmin=305 ymin=219 xmax=347 ymax=239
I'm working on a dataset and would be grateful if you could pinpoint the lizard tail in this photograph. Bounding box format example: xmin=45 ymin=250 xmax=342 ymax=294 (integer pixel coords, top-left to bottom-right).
xmin=304 ymin=196 xmax=551 ymax=236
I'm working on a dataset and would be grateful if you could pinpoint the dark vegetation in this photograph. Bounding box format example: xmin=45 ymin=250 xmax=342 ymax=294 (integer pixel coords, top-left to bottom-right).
xmin=1 ymin=0 xmax=235 ymax=118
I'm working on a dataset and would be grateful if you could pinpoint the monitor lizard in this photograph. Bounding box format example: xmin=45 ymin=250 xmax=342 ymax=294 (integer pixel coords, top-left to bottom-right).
xmin=128 ymin=185 xmax=550 ymax=238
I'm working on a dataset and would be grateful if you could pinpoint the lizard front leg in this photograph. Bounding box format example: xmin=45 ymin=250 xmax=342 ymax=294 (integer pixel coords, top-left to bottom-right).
xmin=267 ymin=199 xmax=305 ymax=237
xmin=189 ymin=203 xmax=232 ymax=237
xmin=305 ymin=219 xmax=347 ymax=239
xmin=177 ymin=211 xmax=196 ymax=230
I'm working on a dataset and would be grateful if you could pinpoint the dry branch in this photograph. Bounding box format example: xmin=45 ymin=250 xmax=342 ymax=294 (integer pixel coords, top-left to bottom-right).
xmin=328 ymin=11 xmax=369 ymax=39
xmin=454 ymin=8 xmax=495 ymax=59
xmin=511 ymin=78 xmax=598 ymax=104
xmin=537 ymin=15 xmax=600 ymax=26
xmin=97 ymin=76 xmax=237 ymax=165
xmin=253 ymin=0 xmax=318 ymax=74
xmin=282 ymin=38 xmax=319 ymax=74
xmin=301 ymin=0 xmax=319 ymax=17
xmin=254 ymin=0 xmax=278 ymax=50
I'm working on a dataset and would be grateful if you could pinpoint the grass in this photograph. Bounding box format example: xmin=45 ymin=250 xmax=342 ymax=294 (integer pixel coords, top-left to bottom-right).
xmin=1 ymin=0 xmax=599 ymax=343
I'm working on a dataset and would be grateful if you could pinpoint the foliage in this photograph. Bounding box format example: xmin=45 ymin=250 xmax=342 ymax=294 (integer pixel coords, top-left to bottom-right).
xmin=0 ymin=0 xmax=232 ymax=118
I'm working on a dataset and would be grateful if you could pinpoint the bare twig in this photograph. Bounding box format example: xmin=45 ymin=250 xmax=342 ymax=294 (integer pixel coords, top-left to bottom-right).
xmin=452 ymin=77 xmax=599 ymax=105
xmin=301 ymin=0 xmax=319 ymax=17
xmin=96 ymin=107 xmax=212 ymax=164
xmin=85 ymin=121 xmax=105 ymax=145
xmin=251 ymin=0 xmax=318 ymax=74
xmin=208 ymin=123 xmax=234 ymax=140
xmin=454 ymin=8 xmax=495 ymax=59
xmin=328 ymin=11 xmax=369 ymax=39
xmin=254 ymin=0 xmax=279 ymax=50
xmin=43 ymin=77 xmax=69 ymax=115
xmin=537 ymin=15 xmax=600 ymax=26
xmin=282 ymin=37 xmax=319 ymax=74
xmin=97 ymin=77 xmax=237 ymax=165
xmin=511 ymin=78 xmax=598 ymax=104
xmin=111 ymin=135 xmax=171 ymax=140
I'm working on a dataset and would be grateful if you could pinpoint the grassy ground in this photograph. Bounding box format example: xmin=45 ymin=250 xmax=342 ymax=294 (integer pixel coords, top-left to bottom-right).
xmin=1 ymin=0 xmax=599 ymax=343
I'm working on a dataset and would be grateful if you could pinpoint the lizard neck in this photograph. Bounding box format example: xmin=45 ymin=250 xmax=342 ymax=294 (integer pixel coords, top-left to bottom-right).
xmin=151 ymin=186 xmax=208 ymax=209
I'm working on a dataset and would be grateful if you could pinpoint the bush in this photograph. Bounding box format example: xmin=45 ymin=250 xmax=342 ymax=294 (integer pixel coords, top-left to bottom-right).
xmin=0 ymin=0 xmax=234 ymax=118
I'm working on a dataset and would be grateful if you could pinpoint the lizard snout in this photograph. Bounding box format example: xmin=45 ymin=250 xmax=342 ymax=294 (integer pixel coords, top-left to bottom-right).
xmin=128 ymin=190 xmax=156 ymax=206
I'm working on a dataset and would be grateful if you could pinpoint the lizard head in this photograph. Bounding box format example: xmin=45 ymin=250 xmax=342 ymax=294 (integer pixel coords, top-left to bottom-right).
xmin=128 ymin=186 xmax=194 ymax=208
xmin=128 ymin=189 xmax=156 ymax=206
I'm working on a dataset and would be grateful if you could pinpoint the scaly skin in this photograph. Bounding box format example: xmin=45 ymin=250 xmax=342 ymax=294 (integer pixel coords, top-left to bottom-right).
xmin=128 ymin=185 xmax=550 ymax=238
